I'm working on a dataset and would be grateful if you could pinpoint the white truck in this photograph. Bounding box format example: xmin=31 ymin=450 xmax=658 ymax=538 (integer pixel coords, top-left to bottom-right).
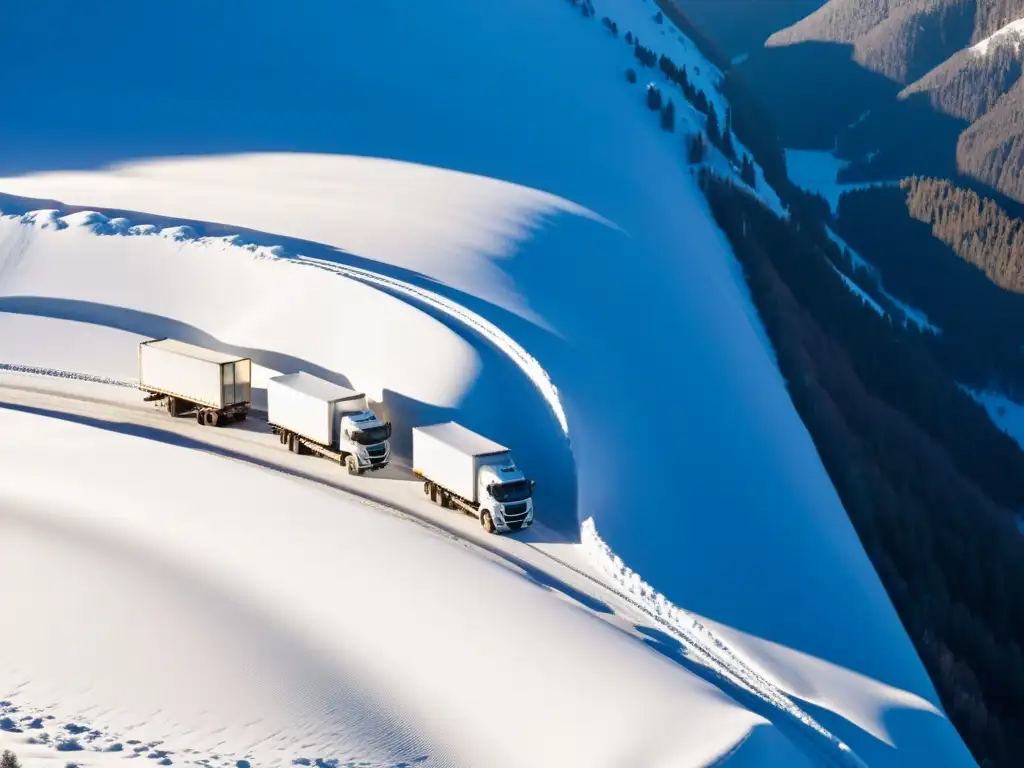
xmin=139 ymin=338 xmax=252 ymax=426
xmin=267 ymin=371 xmax=391 ymax=474
xmin=413 ymin=422 xmax=535 ymax=534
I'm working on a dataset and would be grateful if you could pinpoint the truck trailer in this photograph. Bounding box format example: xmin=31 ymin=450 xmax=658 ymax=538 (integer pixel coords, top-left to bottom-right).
xmin=412 ymin=422 xmax=535 ymax=534
xmin=267 ymin=371 xmax=391 ymax=474
xmin=139 ymin=338 xmax=251 ymax=426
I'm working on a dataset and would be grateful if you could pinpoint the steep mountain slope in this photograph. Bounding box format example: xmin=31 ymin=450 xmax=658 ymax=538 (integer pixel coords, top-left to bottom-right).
xmin=759 ymin=0 xmax=1024 ymax=202
xmin=765 ymin=0 xmax=980 ymax=84
xmin=1 ymin=402 xmax=805 ymax=768
xmin=900 ymin=30 xmax=1024 ymax=122
xmin=957 ymin=81 xmax=1024 ymax=200
xmin=0 ymin=0 xmax=977 ymax=766
xmin=664 ymin=0 xmax=826 ymax=58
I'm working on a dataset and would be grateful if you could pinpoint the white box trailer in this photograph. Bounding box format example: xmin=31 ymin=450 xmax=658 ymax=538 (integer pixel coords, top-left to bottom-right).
xmin=413 ymin=422 xmax=535 ymax=534
xmin=139 ymin=338 xmax=251 ymax=426
xmin=267 ymin=371 xmax=391 ymax=475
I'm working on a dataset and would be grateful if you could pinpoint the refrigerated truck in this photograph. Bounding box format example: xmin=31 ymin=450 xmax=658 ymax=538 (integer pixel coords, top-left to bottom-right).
xmin=138 ymin=338 xmax=251 ymax=426
xmin=413 ymin=422 xmax=535 ymax=534
xmin=267 ymin=371 xmax=391 ymax=474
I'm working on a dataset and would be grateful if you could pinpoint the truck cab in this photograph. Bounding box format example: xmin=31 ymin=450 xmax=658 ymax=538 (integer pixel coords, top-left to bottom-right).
xmin=338 ymin=408 xmax=392 ymax=472
xmin=412 ymin=421 xmax=536 ymax=534
xmin=477 ymin=455 xmax=535 ymax=532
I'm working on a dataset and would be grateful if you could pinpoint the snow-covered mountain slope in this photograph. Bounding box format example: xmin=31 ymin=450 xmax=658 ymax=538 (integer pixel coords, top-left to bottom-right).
xmin=0 ymin=0 xmax=974 ymax=765
xmin=0 ymin=403 xmax=817 ymax=768
xmin=971 ymin=17 xmax=1024 ymax=55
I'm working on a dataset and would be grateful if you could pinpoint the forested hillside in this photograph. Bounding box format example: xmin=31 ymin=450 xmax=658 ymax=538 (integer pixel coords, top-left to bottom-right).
xmin=745 ymin=0 xmax=1024 ymax=204
xmin=661 ymin=4 xmax=1024 ymax=764
xmin=766 ymin=0 xmax=983 ymax=84
xmin=956 ymin=83 xmax=1024 ymax=202
xmin=834 ymin=181 xmax=1024 ymax=395
xmin=704 ymin=172 xmax=1024 ymax=768
xmin=904 ymin=176 xmax=1024 ymax=291
xmin=900 ymin=38 xmax=1024 ymax=122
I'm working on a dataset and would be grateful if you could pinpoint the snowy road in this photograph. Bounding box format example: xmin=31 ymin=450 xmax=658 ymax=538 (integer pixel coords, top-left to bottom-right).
xmin=0 ymin=373 xmax=856 ymax=768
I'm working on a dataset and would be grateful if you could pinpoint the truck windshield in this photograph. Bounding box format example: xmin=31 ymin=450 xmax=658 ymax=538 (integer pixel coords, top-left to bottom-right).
xmin=490 ymin=480 xmax=532 ymax=503
xmin=352 ymin=425 xmax=391 ymax=445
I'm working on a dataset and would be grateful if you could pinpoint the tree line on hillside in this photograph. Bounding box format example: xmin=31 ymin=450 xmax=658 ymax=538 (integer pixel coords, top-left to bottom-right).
xmin=593 ymin=5 xmax=759 ymax=188
xmin=904 ymin=177 xmax=1024 ymax=293
xmin=835 ymin=183 xmax=1024 ymax=398
xmin=567 ymin=0 xmax=775 ymax=194
xmin=901 ymin=43 xmax=1024 ymax=124
xmin=703 ymin=170 xmax=1024 ymax=768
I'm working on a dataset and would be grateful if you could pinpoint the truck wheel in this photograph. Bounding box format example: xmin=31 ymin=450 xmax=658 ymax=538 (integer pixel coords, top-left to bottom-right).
xmin=346 ymin=456 xmax=359 ymax=475
xmin=438 ymin=491 xmax=450 ymax=509
xmin=481 ymin=511 xmax=496 ymax=534
xmin=207 ymin=411 xmax=221 ymax=428
xmin=423 ymin=481 xmax=431 ymax=496
xmin=166 ymin=397 xmax=176 ymax=416
xmin=196 ymin=410 xmax=204 ymax=425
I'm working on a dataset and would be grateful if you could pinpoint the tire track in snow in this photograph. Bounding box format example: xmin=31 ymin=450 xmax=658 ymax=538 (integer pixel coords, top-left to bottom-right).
xmin=0 ymin=363 xmax=138 ymax=389
xmin=0 ymin=207 xmax=862 ymax=765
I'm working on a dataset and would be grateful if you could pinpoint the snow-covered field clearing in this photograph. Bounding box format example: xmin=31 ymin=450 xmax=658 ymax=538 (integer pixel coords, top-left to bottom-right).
xmin=0 ymin=0 xmax=975 ymax=765
xmin=784 ymin=149 xmax=896 ymax=213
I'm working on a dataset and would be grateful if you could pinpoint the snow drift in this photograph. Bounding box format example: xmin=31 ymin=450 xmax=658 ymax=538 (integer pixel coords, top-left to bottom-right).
xmin=0 ymin=0 xmax=975 ymax=765
xmin=0 ymin=405 xmax=813 ymax=768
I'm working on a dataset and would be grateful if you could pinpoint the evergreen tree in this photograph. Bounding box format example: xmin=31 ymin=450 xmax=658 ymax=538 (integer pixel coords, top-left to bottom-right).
xmin=694 ymin=89 xmax=709 ymax=115
xmin=646 ymin=84 xmax=662 ymax=111
xmin=1 ymin=751 xmax=20 ymax=768
xmin=741 ymin=154 xmax=757 ymax=188
xmin=653 ymin=11 xmax=663 ymax=24
xmin=688 ymin=132 xmax=705 ymax=165
xmin=625 ymin=67 xmax=637 ymax=84
xmin=723 ymin=108 xmax=736 ymax=160
xmin=661 ymin=99 xmax=675 ymax=132
xmin=625 ymin=31 xmax=632 ymax=44
xmin=707 ymin=103 xmax=721 ymax=147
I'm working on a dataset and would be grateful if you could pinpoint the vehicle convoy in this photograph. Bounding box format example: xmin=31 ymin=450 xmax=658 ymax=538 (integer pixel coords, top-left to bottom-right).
xmin=413 ymin=422 xmax=535 ymax=534
xmin=267 ymin=371 xmax=391 ymax=474
xmin=139 ymin=338 xmax=251 ymax=426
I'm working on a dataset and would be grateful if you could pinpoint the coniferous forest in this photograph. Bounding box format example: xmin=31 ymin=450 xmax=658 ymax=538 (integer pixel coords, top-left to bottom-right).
xmin=703 ymin=173 xmax=1024 ymax=768
xmin=835 ymin=180 xmax=1024 ymax=398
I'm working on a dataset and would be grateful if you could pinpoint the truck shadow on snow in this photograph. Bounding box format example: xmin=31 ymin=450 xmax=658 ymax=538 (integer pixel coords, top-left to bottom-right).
xmin=0 ymin=401 xmax=601 ymax=611
xmin=0 ymin=295 xmax=357 ymax=403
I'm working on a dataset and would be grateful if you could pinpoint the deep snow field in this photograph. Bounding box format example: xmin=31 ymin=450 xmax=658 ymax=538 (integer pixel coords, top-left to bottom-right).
xmin=0 ymin=0 xmax=977 ymax=766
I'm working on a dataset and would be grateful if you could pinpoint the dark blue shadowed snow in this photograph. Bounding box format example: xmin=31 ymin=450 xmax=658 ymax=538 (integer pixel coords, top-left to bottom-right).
xmin=0 ymin=1 xmax=975 ymax=765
